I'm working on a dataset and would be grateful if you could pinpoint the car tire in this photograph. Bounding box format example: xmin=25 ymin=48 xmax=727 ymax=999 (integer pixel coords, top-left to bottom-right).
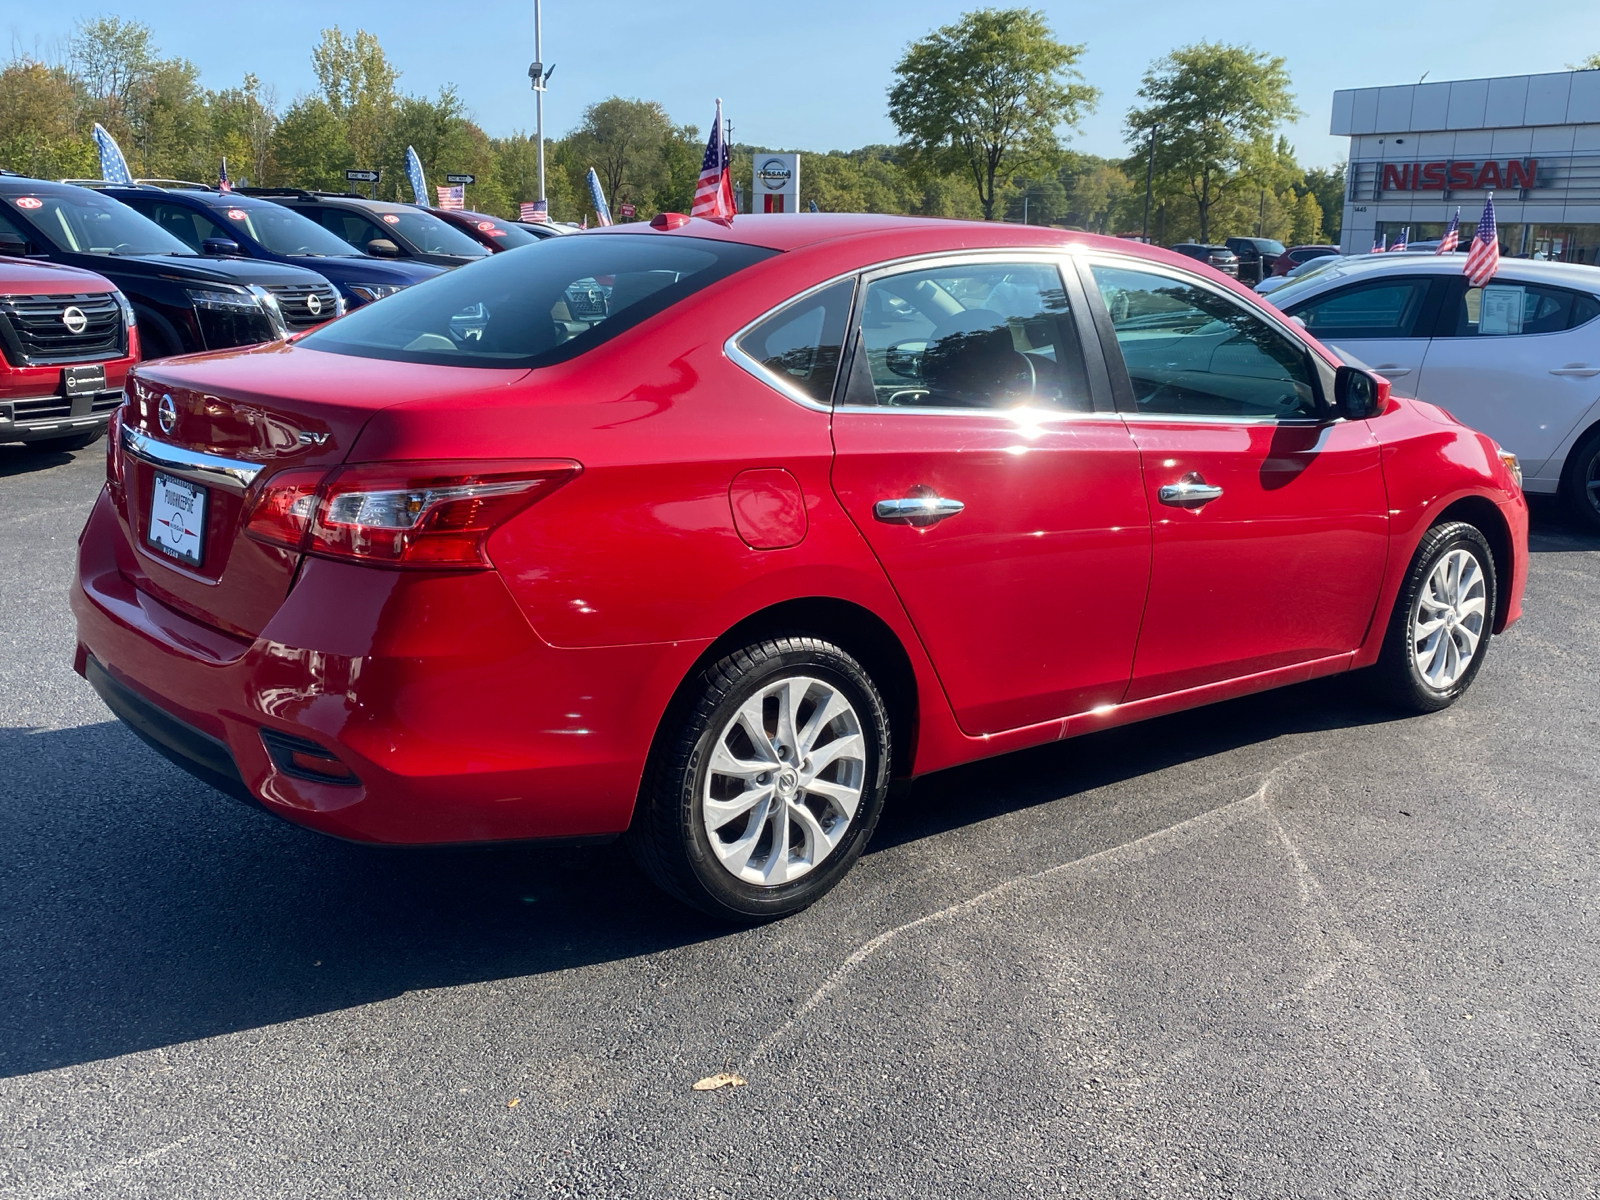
xmin=1368 ymin=521 xmax=1497 ymax=713
xmin=628 ymin=635 xmax=891 ymax=923
xmin=26 ymin=430 xmax=99 ymax=453
xmin=1559 ymin=427 xmax=1600 ymax=533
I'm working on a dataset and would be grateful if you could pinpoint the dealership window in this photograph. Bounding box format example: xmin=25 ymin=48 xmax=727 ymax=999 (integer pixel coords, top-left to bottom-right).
xmin=1090 ymin=264 xmax=1318 ymax=420
xmin=1444 ymin=281 xmax=1600 ymax=337
xmin=1288 ymin=278 xmax=1432 ymax=340
xmin=736 ymin=280 xmax=854 ymax=404
xmin=843 ymin=262 xmax=1090 ymax=410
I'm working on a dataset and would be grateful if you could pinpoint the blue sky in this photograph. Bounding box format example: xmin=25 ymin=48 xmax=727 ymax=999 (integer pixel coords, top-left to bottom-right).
xmin=8 ymin=0 xmax=1600 ymax=169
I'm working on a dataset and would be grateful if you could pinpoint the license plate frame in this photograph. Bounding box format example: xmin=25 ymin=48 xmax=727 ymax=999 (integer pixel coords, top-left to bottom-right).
xmin=146 ymin=472 xmax=207 ymax=568
xmin=63 ymin=364 xmax=106 ymax=396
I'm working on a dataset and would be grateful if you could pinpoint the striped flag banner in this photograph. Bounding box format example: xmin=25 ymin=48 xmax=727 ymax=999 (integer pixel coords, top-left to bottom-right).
xmin=520 ymin=200 xmax=548 ymax=223
xmin=436 ymin=185 xmax=464 ymax=210
xmin=1464 ymin=194 xmax=1500 ymax=286
xmin=1437 ymin=208 xmax=1461 ymax=254
xmin=1389 ymin=227 xmax=1408 ymax=252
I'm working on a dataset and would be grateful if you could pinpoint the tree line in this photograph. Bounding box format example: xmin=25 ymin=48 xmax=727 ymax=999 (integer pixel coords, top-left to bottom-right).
xmin=0 ymin=10 xmax=1348 ymax=245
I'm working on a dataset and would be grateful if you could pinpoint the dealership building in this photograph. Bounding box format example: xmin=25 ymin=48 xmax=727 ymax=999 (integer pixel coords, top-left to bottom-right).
xmin=1331 ymin=69 xmax=1600 ymax=262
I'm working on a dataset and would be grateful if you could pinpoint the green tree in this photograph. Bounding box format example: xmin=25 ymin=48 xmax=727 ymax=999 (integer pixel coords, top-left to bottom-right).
xmin=1301 ymin=163 xmax=1345 ymax=242
xmin=0 ymin=59 xmax=95 ymax=180
xmin=1058 ymin=152 xmax=1134 ymax=232
xmin=270 ymin=97 xmax=351 ymax=190
xmin=888 ymin=7 xmax=1098 ymax=220
xmin=1126 ymin=42 xmax=1300 ymax=242
xmin=311 ymin=27 xmax=398 ymax=177
xmin=209 ymin=74 xmax=277 ymax=186
xmin=1569 ymin=53 xmax=1600 ymax=69
xmin=70 ymin=16 xmax=157 ymax=136
xmin=565 ymin=98 xmax=674 ymax=218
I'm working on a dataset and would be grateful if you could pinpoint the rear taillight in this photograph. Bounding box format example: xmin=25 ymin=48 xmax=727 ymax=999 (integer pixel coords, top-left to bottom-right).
xmin=245 ymin=460 xmax=579 ymax=569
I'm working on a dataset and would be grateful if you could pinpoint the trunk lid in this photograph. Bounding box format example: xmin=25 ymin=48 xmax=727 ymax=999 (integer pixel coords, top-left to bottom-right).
xmin=118 ymin=341 xmax=529 ymax=639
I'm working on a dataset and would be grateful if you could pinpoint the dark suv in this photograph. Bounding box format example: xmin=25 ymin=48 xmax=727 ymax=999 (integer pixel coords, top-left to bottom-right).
xmin=0 ymin=178 xmax=335 ymax=359
xmin=425 ymin=206 xmax=560 ymax=253
xmin=238 ymin=190 xmax=489 ymax=269
xmin=1223 ymin=237 xmax=1287 ymax=285
xmin=1169 ymin=243 xmax=1240 ymax=277
xmin=102 ymin=185 xmax=443 ymax=310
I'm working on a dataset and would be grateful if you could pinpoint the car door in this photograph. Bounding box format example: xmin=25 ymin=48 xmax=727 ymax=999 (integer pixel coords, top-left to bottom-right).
xmin=1413 ymin=276 xmax=1600 ymax=482
xmin=1282 ymin=274 xmax=1440 ymax=396
xmin=828 ymin=255 xmax=1152 ymax=736
xmin=1081 ymin=257 xmax=1389 ymax=701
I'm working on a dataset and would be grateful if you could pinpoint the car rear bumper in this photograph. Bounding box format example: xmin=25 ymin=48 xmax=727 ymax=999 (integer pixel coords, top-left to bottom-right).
xmin=72 ymin=487 xmax=699 ymax=845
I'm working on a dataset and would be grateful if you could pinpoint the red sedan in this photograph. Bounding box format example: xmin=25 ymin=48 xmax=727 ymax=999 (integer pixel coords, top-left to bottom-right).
xmin=73 ymin=215 xmax=1528 ymax=921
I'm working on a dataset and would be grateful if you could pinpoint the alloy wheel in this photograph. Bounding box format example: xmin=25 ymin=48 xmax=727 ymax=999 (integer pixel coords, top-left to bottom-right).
xmin=701 ymin=675 xmax=866 ymax=886
xmin=1412 ymin=548 xmax=1487 ymax=690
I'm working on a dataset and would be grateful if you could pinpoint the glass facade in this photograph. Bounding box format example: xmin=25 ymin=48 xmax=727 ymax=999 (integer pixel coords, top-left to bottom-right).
xmin=1374 ymin=221 xmax=1600 ymax=264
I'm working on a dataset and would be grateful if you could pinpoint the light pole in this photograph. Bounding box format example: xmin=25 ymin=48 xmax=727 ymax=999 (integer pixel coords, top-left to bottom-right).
xmin=528 ymin=0 xmax=554 ymax=205
xmin=1141 ymin=124 xmax=1159 ymax=243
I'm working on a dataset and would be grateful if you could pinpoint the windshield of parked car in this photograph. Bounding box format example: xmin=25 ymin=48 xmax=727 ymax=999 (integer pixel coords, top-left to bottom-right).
xmin=300 ymin=233 xmax=777 ymax=368
xmin=214 ymin=201 xmax=365 ymax=257
xmin=457 ymin=213 xmax=540 ymax=248
xmin=8 ymin=189 xmax=192 ymax=256
xmin=1267 ymin=262 xmax=1363 ymax=308
xmin=375 ymin=209 xmax=488 ymax=257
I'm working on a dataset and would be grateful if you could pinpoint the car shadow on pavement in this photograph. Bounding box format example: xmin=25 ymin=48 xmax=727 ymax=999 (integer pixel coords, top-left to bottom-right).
xmin=0 ymin=669 xmax=1410 ymax=1080
xmin=1525 ymin=494 xmax=1600 ymax=553
xmin=0 ymin=444 xmax=81 ymax=477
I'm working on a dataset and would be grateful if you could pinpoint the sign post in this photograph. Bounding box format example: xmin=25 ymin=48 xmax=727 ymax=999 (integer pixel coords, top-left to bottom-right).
xmin=345 ymin=168 xmax=380 ymax=199
xmin=752 ymin=154 xmax=800 ymax=214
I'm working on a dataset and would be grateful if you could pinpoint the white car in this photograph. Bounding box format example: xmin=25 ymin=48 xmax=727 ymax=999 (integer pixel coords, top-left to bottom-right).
xmin=1255 ymin=253 xmax=1344 ymax=296
xmin=1269 ymin=254 xmax=1600 ymax=528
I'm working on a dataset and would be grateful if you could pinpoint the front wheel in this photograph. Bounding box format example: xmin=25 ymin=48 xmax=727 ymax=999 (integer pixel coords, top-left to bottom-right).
xmin=1560 ymin=427 xmax=1600 ymax=533
xmin=628 ymin=636 xmax=891 ymax=922
xmin=1368 ymin=521 xmax=1497 ymax=712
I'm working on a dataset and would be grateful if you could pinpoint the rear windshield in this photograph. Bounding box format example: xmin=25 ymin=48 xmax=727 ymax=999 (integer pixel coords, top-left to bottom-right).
xmin=300 ymin=233 xmax=776 ymax=368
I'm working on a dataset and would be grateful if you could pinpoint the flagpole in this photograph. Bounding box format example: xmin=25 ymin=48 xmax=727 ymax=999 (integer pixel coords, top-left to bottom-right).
xmin=534 ymin=0 xmax=545 ymax=206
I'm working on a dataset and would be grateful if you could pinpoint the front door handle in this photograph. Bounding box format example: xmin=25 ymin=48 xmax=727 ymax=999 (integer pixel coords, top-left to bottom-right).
xmin=874 ymin=492 xmax=965 ymax=527
xmin=1550 ymin=364 xmax=1600 ymax=377
xmin=1372 ymin=364 xmax=1412 ymax=377
xmin=1158 ymin=473 xmax=1223 ymax=508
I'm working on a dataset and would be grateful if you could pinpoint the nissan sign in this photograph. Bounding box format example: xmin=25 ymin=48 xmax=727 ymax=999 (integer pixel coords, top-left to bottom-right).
xmin=1381 ymin=159 xmax=1539 ymax=192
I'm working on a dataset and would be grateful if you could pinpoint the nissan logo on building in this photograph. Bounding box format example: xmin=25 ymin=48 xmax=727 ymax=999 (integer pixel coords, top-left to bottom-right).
xmin=757 ymin=159 xmax=792 ymax=190
xmin=61 ymin=306 xmax=88 ymax=334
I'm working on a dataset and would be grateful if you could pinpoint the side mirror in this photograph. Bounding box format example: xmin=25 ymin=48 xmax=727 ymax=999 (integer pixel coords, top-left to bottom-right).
xmin=365 ymin=238 xmax=400 ymax=258
xmin=0 ymin=232 xmax=31 ymax=256
xmin=201 ymin=238 xmax=242 ymax=257
xmin=1334 ymin=365 xmax=1390 ymax=420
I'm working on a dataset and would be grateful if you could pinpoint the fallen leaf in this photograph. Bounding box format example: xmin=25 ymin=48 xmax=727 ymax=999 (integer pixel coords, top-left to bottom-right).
xmin=692 ymin=1073 xmax=746 ymax=1092
xmin=507 ymin=1097 xmax=521 ymax=1108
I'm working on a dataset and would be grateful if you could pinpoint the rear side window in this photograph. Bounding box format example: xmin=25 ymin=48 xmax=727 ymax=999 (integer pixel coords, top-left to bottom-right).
xmin=736 ymin=279 xmax=854 ymax=405
xmin=1288 ymin=278 xmax=1431 ymax=339
xmin=148 ymin=202 xmax=227 ymax=252
xmin=301 ymin=233 xmax=775 ymax=368
xmin=1445 ymin=281 xmax=1600 ymax=336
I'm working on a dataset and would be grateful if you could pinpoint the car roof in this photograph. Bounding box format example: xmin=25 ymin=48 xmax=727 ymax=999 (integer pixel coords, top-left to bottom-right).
xmin=1278 ymin=251 xmax=1600 ymax=293
xmin=584 ymin=214 xmax=1247 ymax=278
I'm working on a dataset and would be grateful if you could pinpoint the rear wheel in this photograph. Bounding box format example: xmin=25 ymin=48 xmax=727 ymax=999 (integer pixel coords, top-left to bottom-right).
xmin=628 ymin=636 xmax=891 ymax=922
xmin=1559 ymin=428 xmax=1600 ymax=533
xmin=1369 ymin=521 xmax=1496 ymax=712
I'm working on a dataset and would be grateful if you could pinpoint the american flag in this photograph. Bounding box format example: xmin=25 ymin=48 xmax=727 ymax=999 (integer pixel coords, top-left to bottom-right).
xmin=691 ymin=99 xmax=735 ymax=221
xmin=1389 ymin=227 xmax=1408 ymax=252
xmin=519 ymin=200 xmax=548 ymax=223
xmin=1436 ymin=208 xmax=1460 ymax=254
xmin=436 ymin=185 xmax=464 ymax=210
xmin=1464 ymin=194 xmax=1500 ymax=286
xmin=1371 ymin=236 xmax=1386 ymax=254
xmin=218 ymin=157 xmax=232 ymax=193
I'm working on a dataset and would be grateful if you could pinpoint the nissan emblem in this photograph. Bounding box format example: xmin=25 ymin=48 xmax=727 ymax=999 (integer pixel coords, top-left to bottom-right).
xmin=158 ymin=394 xmax=178 ymax=434
xmin=306 ymin=293 xmax=323 ymax=316
xmin=62 ymin=305 xmax=88 ymax=334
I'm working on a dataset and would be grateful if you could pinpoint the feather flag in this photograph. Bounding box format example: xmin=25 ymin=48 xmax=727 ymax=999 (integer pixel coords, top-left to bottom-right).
xmin=92 ymin=124 xmax=133 ymax=185
xmin=404 ymin=147 xmax=428 ymax=206
xmin=585 ymin=168 xmax=613 ymax=227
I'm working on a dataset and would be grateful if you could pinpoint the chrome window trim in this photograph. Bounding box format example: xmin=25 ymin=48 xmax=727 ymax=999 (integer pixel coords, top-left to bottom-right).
xmin=833 ymin=403 xmax=1119 ymax=420
xmin=121 ymin=424 xmax=263 ymax=493
xmin=723 ymin=246 xmax=1088 ymax=412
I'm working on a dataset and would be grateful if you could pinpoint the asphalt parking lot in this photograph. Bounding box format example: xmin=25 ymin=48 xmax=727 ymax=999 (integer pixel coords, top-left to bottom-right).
xmin=2 ymin=437 xmax=1598 ymax=1200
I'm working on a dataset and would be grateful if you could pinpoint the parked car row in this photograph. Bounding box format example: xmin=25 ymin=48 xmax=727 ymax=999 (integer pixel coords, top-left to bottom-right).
xmin=0 ymin=171 xmax=565 ymax=451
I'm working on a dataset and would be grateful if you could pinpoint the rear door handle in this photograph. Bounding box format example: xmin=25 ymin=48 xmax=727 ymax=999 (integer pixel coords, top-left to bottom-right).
xmin=1372 ymin=364 xmax=1412 ymax=377
xmin=1550 ymin=365 xmax=1600 ymax=377
xmin=874 ymin=493 xmax=965 ymax=526
xmin=1158 ymin=473 xmax=1223 ymax=508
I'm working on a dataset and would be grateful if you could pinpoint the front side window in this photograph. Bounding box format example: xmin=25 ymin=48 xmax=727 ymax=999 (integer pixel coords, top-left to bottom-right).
xmin=216 ymin=202 xmax=364 ymax=257
xmin=1446 ymin=281 xmax=1600 ymax=336
xmin=1090 ymin=263 xmax=1319 ymax=420
xmin=1287 ymin=278 xmax=1431 ymax=340
xmin=146 ymin=202 xmax=225 ymax=251
xmin=301 ymin=233 xmax=775 ymax=368
xmin=313 ymin=209 xmax=388 ymax=253
xmin=8 ymin=189 xmax=191 ymax=257
xmin=376 ymin=209 xmax=488 ymax=257
xmin=736 ymin=280 xmax=854 ymax=404
xmin=844 ymin=262 xmax=1090 ymax=410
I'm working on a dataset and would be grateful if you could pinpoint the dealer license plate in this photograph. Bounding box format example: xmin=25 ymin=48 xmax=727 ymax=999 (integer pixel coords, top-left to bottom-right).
xmin=63 ymin=364 xmax=106 ymax=396
xmin=147 ymin=472 xmax=207 ymax=567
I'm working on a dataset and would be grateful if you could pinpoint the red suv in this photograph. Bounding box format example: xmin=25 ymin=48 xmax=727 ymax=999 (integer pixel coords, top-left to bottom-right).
xmin=2 ymin=256 xmax=138 ymax=452
xmin=73 ymin=215 xmax=1527 ymax=921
